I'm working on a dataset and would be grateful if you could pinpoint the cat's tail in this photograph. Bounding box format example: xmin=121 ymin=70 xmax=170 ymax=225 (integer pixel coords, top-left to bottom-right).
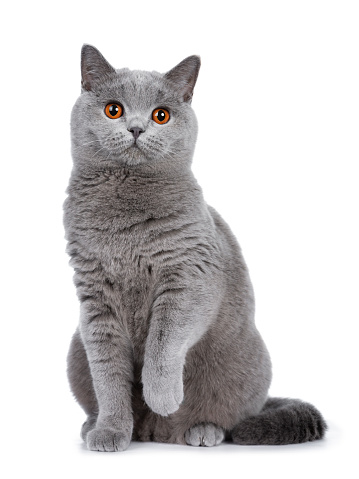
xmin=231 ymin=397 xmax=327 ymax=445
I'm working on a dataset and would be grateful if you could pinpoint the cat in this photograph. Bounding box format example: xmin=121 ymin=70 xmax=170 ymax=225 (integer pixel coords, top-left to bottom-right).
xmin=64 ymin=44 xmax=327 ymax=452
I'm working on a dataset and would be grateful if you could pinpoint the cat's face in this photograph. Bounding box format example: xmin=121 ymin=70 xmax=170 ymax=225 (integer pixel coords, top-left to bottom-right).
xmin=71 ymin=45 xmax=200 ymax=172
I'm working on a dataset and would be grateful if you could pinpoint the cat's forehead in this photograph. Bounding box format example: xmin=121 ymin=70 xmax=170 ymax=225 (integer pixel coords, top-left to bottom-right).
xmin=96 ymin=69 xmax=177 ymax=110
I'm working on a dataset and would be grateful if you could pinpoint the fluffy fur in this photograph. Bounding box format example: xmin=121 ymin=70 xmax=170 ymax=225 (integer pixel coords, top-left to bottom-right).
xmin=64 ymin=45 xmax=327 ymax=451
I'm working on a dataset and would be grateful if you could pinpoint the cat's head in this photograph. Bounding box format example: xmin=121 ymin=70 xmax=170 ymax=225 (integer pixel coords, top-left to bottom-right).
xmin=71 ymin=45 xmax=200 ymax=173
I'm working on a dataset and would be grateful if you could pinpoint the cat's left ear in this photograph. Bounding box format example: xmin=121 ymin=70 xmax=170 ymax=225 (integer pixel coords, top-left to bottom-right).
xmin=164 ymin=56 xmax=201 ymax=103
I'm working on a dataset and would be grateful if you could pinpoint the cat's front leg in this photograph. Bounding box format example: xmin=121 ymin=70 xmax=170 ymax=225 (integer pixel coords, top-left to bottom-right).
xmin=142 ymin=347 xmax=184 ymax=417
xmin=80 ymin=301 xmax=133 ymax=452
xmin=142 ymin=278 xmax=216 ymax=417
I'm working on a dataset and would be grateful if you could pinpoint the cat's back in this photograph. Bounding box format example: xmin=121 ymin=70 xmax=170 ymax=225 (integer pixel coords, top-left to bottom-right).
xmin=206 ymin=204 xmax=256 ymax=323
xmin=208 ymin=205 xmax=253 ymax=283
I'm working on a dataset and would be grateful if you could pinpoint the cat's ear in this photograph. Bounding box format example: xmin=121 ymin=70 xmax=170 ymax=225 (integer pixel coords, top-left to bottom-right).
xmin=81 ymin=44 xmax=116 ymax=92
xmin=164 ymin=56 xmax=201 ymax=103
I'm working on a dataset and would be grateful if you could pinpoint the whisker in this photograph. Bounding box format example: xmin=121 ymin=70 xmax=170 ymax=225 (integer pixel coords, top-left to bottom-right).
xmin=90 ymin=146 xmax=107 ymax=160
xmin=72 ymin=139 xmax=102 ymax=152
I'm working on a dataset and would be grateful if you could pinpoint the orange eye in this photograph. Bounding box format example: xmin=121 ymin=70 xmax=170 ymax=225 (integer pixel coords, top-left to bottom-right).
xmin=105 ymin=103 xmax=123 ymax=119
xmin=152 ymin=108 xmax=170 ymax=125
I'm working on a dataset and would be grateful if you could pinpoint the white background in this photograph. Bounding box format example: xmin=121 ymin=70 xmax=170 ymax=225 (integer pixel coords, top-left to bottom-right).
xmin=1 ymin=1 xmax=358 ymax=478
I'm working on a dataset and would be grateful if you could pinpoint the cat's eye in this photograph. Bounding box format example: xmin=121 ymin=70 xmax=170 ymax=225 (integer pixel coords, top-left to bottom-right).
xmin=152 ymin=108 xmax=170 ymax=125
xmin=105 ymin=103 xmax=123 ymax=119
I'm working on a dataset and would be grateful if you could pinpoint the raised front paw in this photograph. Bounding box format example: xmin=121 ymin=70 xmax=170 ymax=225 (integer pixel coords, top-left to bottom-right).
xmin=142 ymin=363 xmax=184 ymax=416
xmin=86 ymin=427 xmax=131 ymax=452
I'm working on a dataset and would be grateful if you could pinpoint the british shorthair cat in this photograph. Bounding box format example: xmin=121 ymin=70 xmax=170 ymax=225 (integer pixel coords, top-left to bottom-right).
xmin=64 ymin=45 xmax=326 ymax=451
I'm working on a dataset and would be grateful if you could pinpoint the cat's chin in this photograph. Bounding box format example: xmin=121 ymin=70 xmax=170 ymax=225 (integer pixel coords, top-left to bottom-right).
xmin=112 ymin=145 xmax=148 ymax=167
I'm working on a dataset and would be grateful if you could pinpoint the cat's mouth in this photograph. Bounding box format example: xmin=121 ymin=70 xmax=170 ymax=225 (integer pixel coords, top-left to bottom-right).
xmin=128 ymin=142 xmax=143 ymax=155
xmin=128 ymin=139 xmax=148 ymax=155
xmin=101 ymin=135 xmax=163 ymax=165
xmin=121 ymin=142 xmax=147 ymax=165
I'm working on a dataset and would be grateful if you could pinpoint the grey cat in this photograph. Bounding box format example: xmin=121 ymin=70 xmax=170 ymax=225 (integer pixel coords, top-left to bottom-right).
xmin=64 ymin=45 xmax=327 ymax=452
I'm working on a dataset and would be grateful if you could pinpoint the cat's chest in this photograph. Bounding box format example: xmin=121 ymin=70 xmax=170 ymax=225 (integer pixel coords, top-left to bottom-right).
xmin=66 ymin=171 xmax=210 ymax=302
xmin=67 ymin=174 xmax=199 ymax=263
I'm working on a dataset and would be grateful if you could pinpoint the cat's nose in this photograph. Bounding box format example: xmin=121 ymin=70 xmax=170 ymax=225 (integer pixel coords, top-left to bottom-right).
xmin=128 ymin=127 xmax=144 ymax=140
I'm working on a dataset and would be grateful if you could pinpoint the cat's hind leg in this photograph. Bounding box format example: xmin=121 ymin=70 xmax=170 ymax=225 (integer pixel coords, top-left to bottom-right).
xmin=67 ymin=328 xmax=99 ymax=441
xmin=185 ymin=423 xmax=225 ymax=447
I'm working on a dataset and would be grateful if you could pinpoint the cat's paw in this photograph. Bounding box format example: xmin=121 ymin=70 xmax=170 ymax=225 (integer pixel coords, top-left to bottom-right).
xmin=144 ymin=383 xmax=183 ymax=416
xmin=185 ymin=423 xmax=225 ymax=447
xmin=86 ymin=427 xmax=131 ymax=452
xmin=142 ymin=364 xmax=183 ymax=416
xmin=143 ymin=378 xmax=184 ymax=416
xmin=80 ymin=414 xmax=98 ymax=441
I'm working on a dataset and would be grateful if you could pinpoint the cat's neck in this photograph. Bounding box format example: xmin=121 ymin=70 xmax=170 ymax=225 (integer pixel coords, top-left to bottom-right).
xmin=71 ymin=146 xmax=194 ymax=178
xmin=68 ymin=163 xmax=203 ymax=209
xmin=69 ymin=157 xmax=199 ymax=186
xmin=66 ymin=163 xmax=204 ymax=231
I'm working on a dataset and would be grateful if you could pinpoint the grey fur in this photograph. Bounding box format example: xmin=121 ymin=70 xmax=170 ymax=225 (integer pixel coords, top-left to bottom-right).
xmin=64 ymin=45 xmax=327 ymax=451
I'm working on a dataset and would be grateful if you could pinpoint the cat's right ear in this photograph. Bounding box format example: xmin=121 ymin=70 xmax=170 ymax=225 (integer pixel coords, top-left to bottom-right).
xmin=81 ymin=44 xmax=116 ymax=92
